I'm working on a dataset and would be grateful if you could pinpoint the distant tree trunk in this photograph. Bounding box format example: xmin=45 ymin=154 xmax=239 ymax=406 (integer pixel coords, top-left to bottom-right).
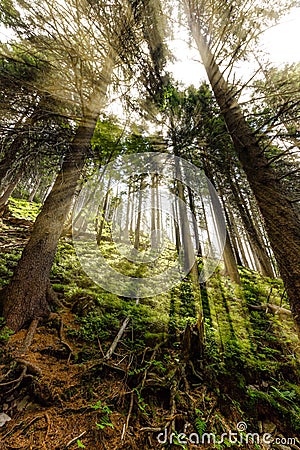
xmin=227 ymin=205 xmax=250 ymax=268
xmin=96 ymin=176 xmax=112 ymax=245
xmin=187 ymin=186 xmax=201 ymax=256
xmin=0 ymin=171 xmax=22 ymax=207
xmin=172 ymin=198 xmax=181 ymax=254
xmin=230 ymin=179 xmax=275 ymax=277
xmin=223 ymin=232 xmax=241 ymax=284
xmin=124 ymin=180 xmax=132 ymax=240
xmin=134 ymin=177 xmax=144 ymax=250
xmin=42 ymin=175 xmax=56 ymax=203
xmin=174 ymin=157 xmax=201 ymax=316
xmin=28 ymin=178 xmax=41 ymax=202
xmin=185 ymin=9 xmax=300 ymax=333
xmin=2 ymin=58 xmax=114 ymax=332
xmin=151 ymin=173 xmax=157 ymax=248
xmin=223 ymin=204 xmax=243 ymax=266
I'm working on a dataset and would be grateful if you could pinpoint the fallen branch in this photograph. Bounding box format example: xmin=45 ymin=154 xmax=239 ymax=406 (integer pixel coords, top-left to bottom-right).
xmin=65 ymin=431 xmax=86 ymax=448
xmin=249 ymin=303 xmax=291 ymax=316
xmin=105 ymin=317 xmax=131 ymax=360
xmin=121 ymin=391 xmax=134 ymax=441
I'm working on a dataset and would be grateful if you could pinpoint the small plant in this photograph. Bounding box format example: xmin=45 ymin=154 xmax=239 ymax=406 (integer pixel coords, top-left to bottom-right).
xmin=0 ymin=319 xmax=14 ymax=342
xmin=90 ymin=401 xmax=114 ymax=430
xmin=195 ymin=409 xmax=206 ymax=438
xmin=171 ymin=431 xmax=188 ymax=449
xmin=134 ymin=388 xmax=149 ymax=416
xmin=95 ymin=417 xmax=114 ymax=430
xmin=77 ymin=440 xmax=85 ymax=448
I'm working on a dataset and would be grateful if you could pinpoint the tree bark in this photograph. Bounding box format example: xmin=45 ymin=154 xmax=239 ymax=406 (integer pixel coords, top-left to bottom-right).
xmin=184 ymin=7 xmax=300 ymax=333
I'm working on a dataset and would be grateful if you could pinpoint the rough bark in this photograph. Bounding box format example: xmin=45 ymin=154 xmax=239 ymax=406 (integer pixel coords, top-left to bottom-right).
xmin=184 ymin=6 xmax=300 ymax=333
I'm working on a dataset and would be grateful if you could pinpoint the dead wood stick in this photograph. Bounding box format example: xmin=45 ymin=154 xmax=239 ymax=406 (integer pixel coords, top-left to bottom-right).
xmin=105 ymin=317 xmax=131 ymax=360
xmin=249 ymin=303 xmax=291 ymax=315
xmin=65 ymin=431 xmax=86 ymax=448
xmin=121 ymin=391 xmax=134 ymax=441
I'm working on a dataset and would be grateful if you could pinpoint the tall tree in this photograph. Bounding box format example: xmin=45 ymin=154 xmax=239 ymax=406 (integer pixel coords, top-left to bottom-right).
xmin=182 ymin=0 xmax=300 ymax=334
xmin=1 ymin=0 xmax=163 ymax=331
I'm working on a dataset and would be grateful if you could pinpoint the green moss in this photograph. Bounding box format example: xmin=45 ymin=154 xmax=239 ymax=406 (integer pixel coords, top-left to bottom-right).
xmin=8 ymin=197 xmax=41 ymax=220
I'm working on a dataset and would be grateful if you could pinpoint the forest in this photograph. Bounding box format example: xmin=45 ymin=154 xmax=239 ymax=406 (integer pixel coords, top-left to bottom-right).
xmin=0 ymin=0 xmax=299 ymax=449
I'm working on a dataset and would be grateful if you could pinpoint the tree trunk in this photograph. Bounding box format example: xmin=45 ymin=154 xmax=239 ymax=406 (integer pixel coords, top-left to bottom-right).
xmin=227 ymin=205 xmax=250 ymax=268
xmin=184 ymin=8 xmax=300 ymax=333
xmin=96 ymin=177 xmax=112 ymax=245
xmin=230 ymin=179 xmax=275 ymax=277
xmin=0 ymin=171 xmax=22 ymax=207
xmin=134 ymin=177 xmax=144 ymax=250
xmin=223 ymin=204 xmax=243 ymax=266
xmin=2 ymin=58 xmax=114 ymax=331
xmin=28 ymin=178 xmax=41 ymax=202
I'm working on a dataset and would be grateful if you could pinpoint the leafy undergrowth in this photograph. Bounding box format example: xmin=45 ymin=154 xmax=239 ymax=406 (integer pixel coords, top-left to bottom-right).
xmin=0 ymin=198 xmax=299 ymax=449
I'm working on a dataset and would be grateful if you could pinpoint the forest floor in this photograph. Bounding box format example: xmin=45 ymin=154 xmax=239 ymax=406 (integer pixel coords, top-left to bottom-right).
xmin=0 ymin=199 xmax=299 ymax=450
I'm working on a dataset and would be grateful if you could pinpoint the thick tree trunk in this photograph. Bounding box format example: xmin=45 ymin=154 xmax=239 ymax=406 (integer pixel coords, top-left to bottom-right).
xmin=185 ymin=10 xmax=300 ymax=333
xmin=2 ymin=58 xmax=114 ymax=331
xmin=2 ymin=119 xmax=97 ymax=331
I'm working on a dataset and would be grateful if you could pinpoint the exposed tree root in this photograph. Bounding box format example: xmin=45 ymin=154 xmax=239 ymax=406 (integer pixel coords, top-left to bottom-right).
xmin=17 ymin=318 xmax=39 ymax=355
xmin=0 ymin=358 xmax=42 ymax=393
xmin=59 ymin=318 xmax=73 ymax=359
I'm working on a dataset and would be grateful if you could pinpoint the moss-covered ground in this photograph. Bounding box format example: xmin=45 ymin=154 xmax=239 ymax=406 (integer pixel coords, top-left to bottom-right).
xmin=0 ymin=198 xmax=299 ymax=449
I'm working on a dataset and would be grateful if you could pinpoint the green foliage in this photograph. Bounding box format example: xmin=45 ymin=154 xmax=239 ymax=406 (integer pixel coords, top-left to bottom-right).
xmin=70 ymin=311 xmax=120 ymax=342
xmin=0 ymin=248 xmax=22 ymax=287
xmin=0 ymin=318 xmax=14 ymax=342
xmin=95 ymin=418 xmax=114 ymax=430
xmin=76 ymin=439 xmax=85 ymax=448
xmin=90 ymin=400 xmax=114 ymax=430
xmin=134 ymin=388 xmax=149 ymax=416
xmin=194 ymin=409 xmax=206 ymax=438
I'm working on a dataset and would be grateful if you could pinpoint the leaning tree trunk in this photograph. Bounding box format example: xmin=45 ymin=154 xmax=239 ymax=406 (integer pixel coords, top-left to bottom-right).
xmin=184 ymin=5 xmax=300 ymax=333
xmin=0 ymin=170 xmax=22 ymax=207
xmin=2 ymin=59 xmax=114 ymax=332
